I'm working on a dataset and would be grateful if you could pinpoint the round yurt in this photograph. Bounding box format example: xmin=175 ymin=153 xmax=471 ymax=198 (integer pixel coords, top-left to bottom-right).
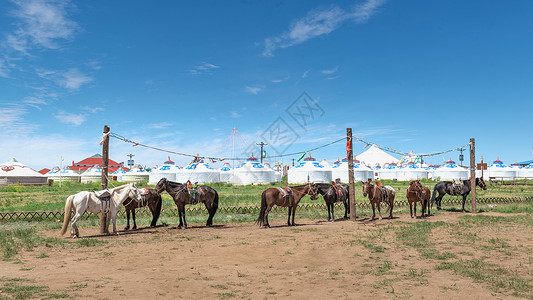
xmin=378 ymin=163 xmax=400 ymax=180
xmin=229 ymin=156 xmax=274 ymax=185
xmin=47 ymin=167 xmax=80 ymax=183
xmin=319 ymin=159 xmax=332 ymax=170
xmin=487 ymin=159 xmax=517 ymax=180
xmin=122 ymin=165 xmax=150 ymax=183
xmin=521 ymin=164 xmax=533 ymax=179
xmin=432 ymin=160 xmax=469 ymax=180
xmin=149 ymin=159 xmax=180 ymax=184
xmin=396 ymin=163 xmax=428 ymax=181
xmin=510 ymin=163 xmax=523 ymax=179
xmin=111 ymin=166 xmax=128 ymax=182
xmin=218 ymin=162 xmax=233 ymax=183
xmin=331 ymin=158 xmax=373 ymax=183
xmin=177 ymin=160 xmax=220 ymax=184
xmin=81 ymin=165 xmax=102 ymax=183
xmin=288 ymin=155 xmax=332 ymax=184
xmin=264 ymin=163 xmax=282 ymax=182
xmin=0 ymin=158 xmax=47 ymax=186
xmin=425 ymin=165 xmax=438 ymax=179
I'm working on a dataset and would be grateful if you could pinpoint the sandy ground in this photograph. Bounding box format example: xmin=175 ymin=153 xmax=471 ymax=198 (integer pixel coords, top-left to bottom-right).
xmin=1 ymin=211 xmax=532 ymax=299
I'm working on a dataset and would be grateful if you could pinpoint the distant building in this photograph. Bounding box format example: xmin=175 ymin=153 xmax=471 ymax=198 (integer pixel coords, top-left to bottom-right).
xmin=71 ymin=154 xmax=128 ymax=174
xmin=38 ymin=168 xmax=51 ymax=175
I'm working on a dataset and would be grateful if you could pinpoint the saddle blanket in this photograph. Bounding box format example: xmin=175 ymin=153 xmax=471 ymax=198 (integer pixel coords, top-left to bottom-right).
xmin=277 ymin=187 xmax=293 ymax=198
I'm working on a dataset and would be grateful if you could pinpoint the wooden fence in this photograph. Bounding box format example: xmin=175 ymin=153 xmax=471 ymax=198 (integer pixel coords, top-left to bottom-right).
xmin=1 ymin=196 xmax=531 ymax=223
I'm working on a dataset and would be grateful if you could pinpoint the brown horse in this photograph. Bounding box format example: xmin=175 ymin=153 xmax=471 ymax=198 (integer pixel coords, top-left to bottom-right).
xmin=256 ymin=183 xmax=319 ymax=228
xmin=361 ymin=179 xmax=395 ymax=220
xmin=406 ymin=180 xmax=426 ymax=218
xmin=154 ymin=178 xmax=219 ymax=229
xmin=123 ymin=188 xmax=162 ymax=230
xmin=421 ymin=185 xmax=431 ymax=217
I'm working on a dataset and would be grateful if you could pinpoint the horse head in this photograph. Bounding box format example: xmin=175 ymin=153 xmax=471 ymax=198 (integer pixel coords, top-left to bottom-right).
xmin=154 ymin=178 xmax=167 ymax=194
xmin=128 ymin=183 xmax=143 ymax=201
xmin=409 ymin=180 xmax=423 ymax=199
xmin=308 ymin=182 xmax=319 ymax=200
xmin=362 ymin=179 xmax=372 ymax=197
xmin=477 ymin=177 xmax=487 ymax=190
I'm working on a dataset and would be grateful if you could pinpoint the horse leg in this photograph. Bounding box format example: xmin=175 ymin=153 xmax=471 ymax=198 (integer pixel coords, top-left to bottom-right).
xmin=330 ymin=204 xmax=335 ymax=222
xmin=436 ymin=193 xmax=443 ymax=210
xmin=132 ymin=209 xmax=137 ymax=230
xmin=125 ymin=209 xmax=131 ymax=230
xmin=326 ymin=203 xmax=332 ymax=221
xmin=287 ymin=207 xmax=292 ymax=226
xmin=264 ymin=205 xmax=272 ymax=228
xmin=409 ymin=201 xmax=413 ymax=218
xmin=414 ymin=201 xmax=417 ymax=218
xmin=462 ymin=195 xmax=467 ymax=213
xmin=371 ymin=202 xmax=376 ymax=220
xmin=70 ymin=212 xmax=82 ymax=238
xmin=291 ymin=207 xmax=296 ymax=226
xmin=377 ymin=201 xmax=382 ymax=220
xmin=343 ymin=201 xmax=349 ymax=219
xmin=204 ymin=201 xmax=214 ymax=227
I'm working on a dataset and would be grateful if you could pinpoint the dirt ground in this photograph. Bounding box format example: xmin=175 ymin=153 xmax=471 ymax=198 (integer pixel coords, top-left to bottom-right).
xmin=2 ymin=211 xmax=532 ymax=299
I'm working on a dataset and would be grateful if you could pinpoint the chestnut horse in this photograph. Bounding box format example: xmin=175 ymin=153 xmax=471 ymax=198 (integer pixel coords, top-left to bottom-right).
xmin=361 ymin=179 xmax=395 ymax=220
xmin=256 ymin=183 xmax=319 ymax=228
xmin=154 ymin=178 xmax=218 ymax=229
xmin=123 ymin=188 xmax=162 ymax=230
xmin=406 ymin=180 xmax=427 ymax=218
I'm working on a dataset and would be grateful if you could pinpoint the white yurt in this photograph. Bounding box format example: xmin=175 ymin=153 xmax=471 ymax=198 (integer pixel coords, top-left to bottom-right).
xmin=81 ymin=165 xmax=103 ymax=183
xmin=218 ymin=162 xmax=233 ymax=183
xmin=520 ymin=164 xmax=533 ymax=179
xmin=149 ymin=159 xmax=180 ymax=184
xmin=356 ymin=144 xmax=400 ymax=167
xmin=432 ymin=160 xmax=469 ymax=180
xmin=176 ymin=160 xmax=220 ymax=184
xmin=288 ymin=155 xmax=332 ymax=184
xmin=331 ymin=158 xmax=373 ymax=182
xmin=510 ymin=163 xmax=524 ymax=179
xmin=47 ymin=167 xmax=80 ymax=183
xmin=378 ymin=163 xmax=400 ymax=180
xmin=264 ymin=163 xmax=282 ymax=182
xmin=370 ymin=165 xmax=381 ymax=179
xmin=487 ymin=159 xmax=517 ymax=180
xmin=396 ymin=163 xmax=428 ymax=181
xmin=229 ymin=156 xmax=274 ymax=185
xmin=425 ymin=165 xmax=438 ymax=179
xmin=319 ymin=159 xmax=332 ymax=170
xmin=111 ymin=167 xmax=128 ymax=182
xmin=122 ymin=165 xmax=150 ymax=183
xmin=0 ymin=158 xmax=47 ymax=186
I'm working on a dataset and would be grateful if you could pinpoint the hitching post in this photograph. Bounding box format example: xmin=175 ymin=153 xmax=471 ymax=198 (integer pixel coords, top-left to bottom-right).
xmin=100 ymin=125 xmax=110 ymax=234
xmin=347 ymin=128 xmax=356 ymax=220
xmin=470 ymin=138 xmax=476 ymax=214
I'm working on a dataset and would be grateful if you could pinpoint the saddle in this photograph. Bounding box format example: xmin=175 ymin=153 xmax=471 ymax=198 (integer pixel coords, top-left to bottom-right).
xmin=379 ymin=186 xmax=390 ymax=205
xmin=94 ymin=189 xmax=111 ymax=213
xmin=331 ymin=183 xmax=344 ymax=200
xmin=451 ymin=180 xmax=463 ymax=196
xmin=277 ymin=187 xmax=293 ymax=199
xmin=139 ymin=187 xmax=150 ymax=204
xmin=188 ymin=187 xmax=200 ymax=204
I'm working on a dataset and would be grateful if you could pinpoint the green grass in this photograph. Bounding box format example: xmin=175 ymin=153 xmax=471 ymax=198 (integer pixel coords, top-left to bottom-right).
xmin=0 ymin=277 xmax=70 ymax=299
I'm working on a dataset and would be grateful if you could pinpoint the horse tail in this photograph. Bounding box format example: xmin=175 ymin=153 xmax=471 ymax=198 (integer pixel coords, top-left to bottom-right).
xmin=256 ymin=190 xmax=267 ymax=226
xmin=151 ymin=193 xmax=163 ymax=226
xmin=430 ymin=187 xmax=438 ymax=208
xmin=212 ymin=189 xmax=219 ymax=213
xmin=60 ymin=195 xmax=74 ymax=236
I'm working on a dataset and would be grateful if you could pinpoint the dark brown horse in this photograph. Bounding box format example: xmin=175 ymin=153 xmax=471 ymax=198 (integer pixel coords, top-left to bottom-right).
xmin=406 ymin=180 xmax=426 ymax=218
xmin=154 ymin=178 xmax=218 ymax=229
xmin=361 ymin=179 xmax=396 ymax=220
xmin=256 ymin=183 xmax=319 ymax=228
xmin=313 ymin=183 xmax=349 ymax=221
xmin=123 ymin=188 xmax=162 ymax=230
xmin=431 ymin=178 xmax=487 ymax=212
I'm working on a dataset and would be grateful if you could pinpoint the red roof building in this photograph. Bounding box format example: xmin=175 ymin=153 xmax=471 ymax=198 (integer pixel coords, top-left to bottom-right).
xmin=71 ymin=154 xmax=129 ymax=173
xmin=38 ymin=168 xmax=51 ymax=175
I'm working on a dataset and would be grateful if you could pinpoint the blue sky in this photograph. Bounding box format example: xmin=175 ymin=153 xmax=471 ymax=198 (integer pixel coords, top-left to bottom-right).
xmin=1 ymin=0 xmax=532 ymax=170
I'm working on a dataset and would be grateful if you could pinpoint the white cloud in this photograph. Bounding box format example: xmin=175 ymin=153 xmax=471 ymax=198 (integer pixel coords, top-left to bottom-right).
xmin=322 ymin=66 xmax=338 ymax=74
xmin=54 ymin=110 xmax=86 ymax=126
xmin=245 ymin=86 xmax=263 ymax=95
xmin=0 ymin=104 xmax=38 ymax=135
xmin=58 ymin=68 xmax=92 ymax=90
xmin=190 ymin=62 xmax=220 ymax=75
xmin=262 ymin=0 xmax=385 ymax=57
xmin=0 ymin=58 xmax=10 ymax=77
xmin=81 ymin=106 xmax=104 ymax=113
xmin=147 ymin=122 xmax=173 ymax=129
xmin=301 ymin=69 xmax=311 ymax=78
xmin=22 ymin=96 xmax=48 ymax=109
xmin=7 ymin=0 xmax=78 ymax=53
xmin=231 ymin=111 xmax=241 ymax=118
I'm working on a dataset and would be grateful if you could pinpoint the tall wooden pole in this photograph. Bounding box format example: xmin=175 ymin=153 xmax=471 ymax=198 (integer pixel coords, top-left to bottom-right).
xmin=469 ymin=138 xmax=476 ymax=214
xmin=100 ymin=125 xmax=110 ymax=234
xmin=347 ymin=128 xmax=356 ymax=220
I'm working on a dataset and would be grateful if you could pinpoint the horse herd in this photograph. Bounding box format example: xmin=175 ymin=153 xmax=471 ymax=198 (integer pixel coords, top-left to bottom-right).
xmin=60 ymin=177 xmax=488 ymax=238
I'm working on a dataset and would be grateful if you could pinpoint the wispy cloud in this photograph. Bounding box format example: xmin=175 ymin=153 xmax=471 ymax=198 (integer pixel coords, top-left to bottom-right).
xmin=22 ymin=96 xmax=48 ymax=109
xmin=54 ymin=110 xmax=86 ymax=126
xmin=38 ymin=68 xmax=92 ymax=90
xmin=190 ymin=62 xmax=220 ymax=75
xmin=0 ymin=58 xmax=10 ymax=77
xmin=81 ymin=106 xmax=104 ymax=113
xmin=147 ymin=122 xmax=173 ymax=129
xmin=322 ymin=66 xmax=338 ymax=74
xmin=231 ymin=111 xmax=241 ymax=118
xmin=7 ymin=0 xmax=78 ymax=53
xmin=262 ymin=0 xmax=385 ymax=57
xmin=245 ymin=86 xmax=264 ymax=95
xmin=301 ymin=69 xmax=311 ymax=78
xmin=270 ymin=76 xmax=289 ymax=83
xmin=0 ymin=104 xmax=38 ymax=135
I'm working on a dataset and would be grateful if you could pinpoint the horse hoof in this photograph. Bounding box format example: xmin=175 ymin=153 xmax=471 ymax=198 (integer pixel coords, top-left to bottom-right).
xmin=124 ymin=227 xmax=129 ymax=231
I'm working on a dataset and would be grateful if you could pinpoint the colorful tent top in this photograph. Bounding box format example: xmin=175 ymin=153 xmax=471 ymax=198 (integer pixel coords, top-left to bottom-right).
xmin=492 ymin=159 xmax=504 ymax=165
xmin=246 ymin=154 xmax=258 ymax=161
xmin=303 ymin=153 xmax=316 ymax=161
xmin=219 ymin=162 xmax=232 ymax=172
xmin=0 ymin=158 xmax=47 ymax=186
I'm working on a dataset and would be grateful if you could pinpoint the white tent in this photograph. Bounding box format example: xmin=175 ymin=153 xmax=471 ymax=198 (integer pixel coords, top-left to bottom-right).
xmin=123 ymin=165 xmax=150 ymax=183
xmin=264 ymin=163 xmax=282 ymax=182
xmin=425 ymin=165 xmax=438 ymax=179
xmin=0 ymin=158 xmax=47 ymax=186
xmin=47 ymin=167 xmax=80 ymax=183
xmin=510 ymin=164 xmax=524 ymax=179
xmin=288 ymin=155 xmax=332 ymax=183
xmin=218 ymin=162 xmax=233 ymax=183
xmin=520 ymin=164 xmax=533 ymax=179
xmin=331 ymin=158 xmax=373 ymax=182
xmin=487 ymin=159 xmax=517 ymax=180
xmin=319 ymin=159 xmax=332 ymax=170
xmin=149 ymin=160 xmax=180 ymax=184
xmin=81 ymin=165 xmax=102 ymax=183
xmin=432 ymin=160 xmax=469 ymax=180
xmin=112 ymin=167 xmax=128 ymax=182
xmin=378 ymin=163 xmax=400 ymax=180
xmin=396 ymin=163 xmax=428 ymax=181
xmin=356 ymin=144 xmax=399 ymax=167
xmin=229 ymin=156 xmax=274 ymax=185
xmin=177 ymin=160 xmax=220 ymax=184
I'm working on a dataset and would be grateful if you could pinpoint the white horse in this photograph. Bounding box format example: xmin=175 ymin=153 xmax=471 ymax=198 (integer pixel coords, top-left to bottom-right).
xmin=60 ymin=183 xmax=142 ymax=238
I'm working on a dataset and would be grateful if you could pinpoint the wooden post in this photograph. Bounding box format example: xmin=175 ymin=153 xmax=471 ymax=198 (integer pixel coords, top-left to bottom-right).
xmin=100 ymin=125 xmax=110 ymax=234
xmin=470 ymin=138 xmax=476 ymax=214
xmin=347 ymin=128 xmax=356 ymax=220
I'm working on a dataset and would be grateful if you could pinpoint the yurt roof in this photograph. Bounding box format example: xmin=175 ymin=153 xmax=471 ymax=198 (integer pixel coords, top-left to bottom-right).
xmin=184 ymin=162 xmax=217 ymax=171
xmin=219 ymin=162 xmax=232 ymax=172
xmin=82 ymin=165 xmax=102 ymax=175
xmin=356 ymin=144 xmax=400 ymax=166
xmin=0 ymin=158 xmax=45 ymax=177
xmin=47 ymin=167 xmax=80 ymax=176
xmin=113 ymin=167 xmax=128 ymax=175
xmin=319 ymin=159 xmax=331 ymax=168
